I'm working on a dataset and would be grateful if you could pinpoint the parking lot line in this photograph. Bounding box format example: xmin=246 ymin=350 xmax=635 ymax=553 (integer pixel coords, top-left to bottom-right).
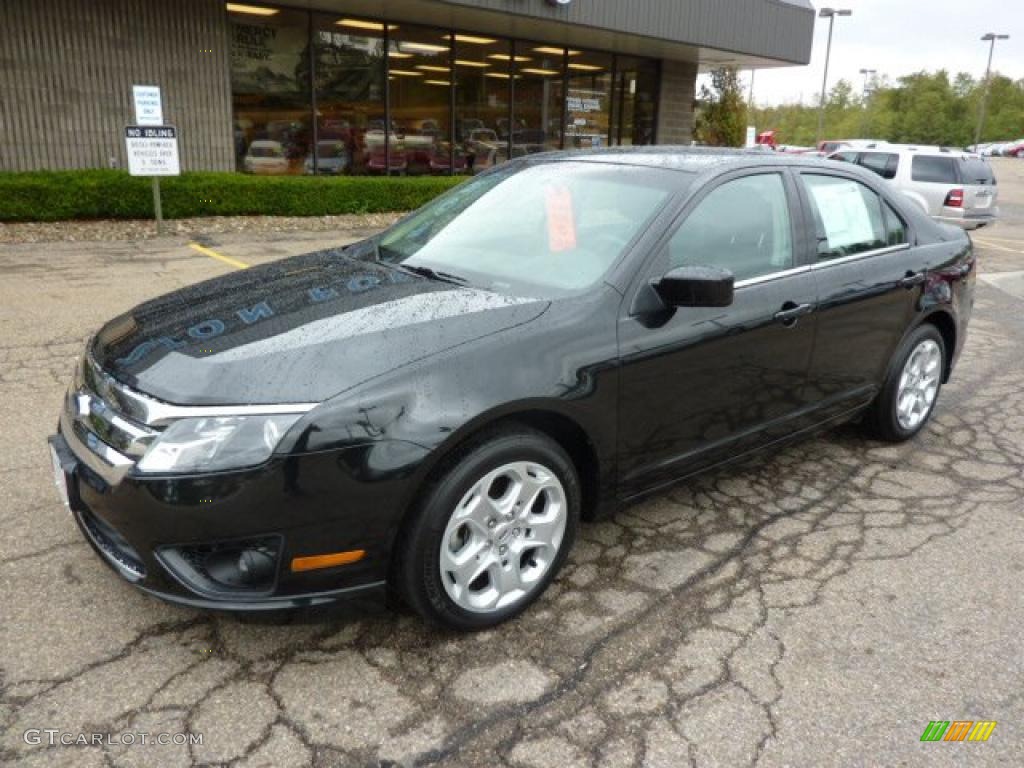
xmin=972 ymin=237 xmax=1022 ymax=254
xmin=188 ymin=242 xmax=250 ymax=270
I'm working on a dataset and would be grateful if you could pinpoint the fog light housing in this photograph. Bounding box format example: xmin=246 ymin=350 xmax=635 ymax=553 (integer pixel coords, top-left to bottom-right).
xmin=158 ymin=536 xmax=282 ymax=597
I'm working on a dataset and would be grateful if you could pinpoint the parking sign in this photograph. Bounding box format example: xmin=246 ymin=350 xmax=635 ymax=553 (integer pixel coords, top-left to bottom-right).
xmin=124 ymin=126 xmax=180 ymax=176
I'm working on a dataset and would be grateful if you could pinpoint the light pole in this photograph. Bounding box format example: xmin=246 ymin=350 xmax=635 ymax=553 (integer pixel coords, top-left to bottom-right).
xmin=974 ymin=33 xmax=1009 ymax=148
xmin=859 ymin=68 xmax=876 ymax=135
xmin=816 ymin=8 xmax=852 ymax=146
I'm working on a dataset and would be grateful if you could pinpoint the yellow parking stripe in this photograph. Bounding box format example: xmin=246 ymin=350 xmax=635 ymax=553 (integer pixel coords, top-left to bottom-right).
xmin=188 ymin=242 xmax=250 ymax=270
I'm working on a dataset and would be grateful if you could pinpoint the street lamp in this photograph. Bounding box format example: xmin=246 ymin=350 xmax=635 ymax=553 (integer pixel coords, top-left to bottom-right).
xmin=816 ymin=8 xmax=852 ymax=146
xmin=974 ymin=33 xmax=1010 ymax=148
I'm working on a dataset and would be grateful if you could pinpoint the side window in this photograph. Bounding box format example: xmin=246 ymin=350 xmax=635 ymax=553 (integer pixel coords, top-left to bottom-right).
xmin=800 ymin=174 xmax=887 ymax=259
xmin=832 ymin=151 xmax=859 ymax=164
xmin=911 ymin=156 xmax=958 ymax=184
xmin=883 ymin=202 xmax=908 ymax=246
xmin=667 ymin=173 xmax=793 ymax=282
xmin=858 ymin=152 xmax=899 ymax=180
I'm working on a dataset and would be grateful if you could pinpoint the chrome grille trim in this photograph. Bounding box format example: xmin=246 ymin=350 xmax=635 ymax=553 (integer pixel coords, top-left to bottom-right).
xmin=82 ymin=352 xmax=317 ymax=428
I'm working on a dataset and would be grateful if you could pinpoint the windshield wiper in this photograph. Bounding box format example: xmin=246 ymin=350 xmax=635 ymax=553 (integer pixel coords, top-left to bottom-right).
xmin=398 ymin=264 xmax=469 ymax=286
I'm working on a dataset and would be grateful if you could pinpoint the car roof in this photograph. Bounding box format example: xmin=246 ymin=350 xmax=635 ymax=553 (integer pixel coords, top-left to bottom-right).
xmin=525 ymin=146 xmax=846 ymax=174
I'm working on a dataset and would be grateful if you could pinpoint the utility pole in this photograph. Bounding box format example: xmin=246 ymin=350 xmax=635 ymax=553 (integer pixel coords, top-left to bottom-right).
xmin=974 ymin=33 xmax=1009 ymax=148
xmin=816 ymin=8 xmax=852 ymax=146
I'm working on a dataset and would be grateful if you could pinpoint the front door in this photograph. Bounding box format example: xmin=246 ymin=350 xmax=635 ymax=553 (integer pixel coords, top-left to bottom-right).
xmin=617 ymin=170 xmax=818 ymax=498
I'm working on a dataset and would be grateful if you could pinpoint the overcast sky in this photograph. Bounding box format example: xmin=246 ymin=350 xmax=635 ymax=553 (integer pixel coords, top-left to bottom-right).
xmin=704 ymin=0 xmax=1024 ymax=106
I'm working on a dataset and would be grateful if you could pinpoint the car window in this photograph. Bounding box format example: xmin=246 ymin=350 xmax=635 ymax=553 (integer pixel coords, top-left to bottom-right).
xmin=667 ymin=173 xmax=793 ymax=282
xmin=800 ymin=174 xmax=887 ymax=259
xmin=911 ymin=155 xmax=958 ymax=184
xmin=832 ymin=151 xmax=860 ymax=163
xmin=958 ymin=158 xmax=995 ymax=186
xmin=883 ymin=202 xmax=908 ymax=246
xmin=858 ymin=152 xmax=899 ymax=180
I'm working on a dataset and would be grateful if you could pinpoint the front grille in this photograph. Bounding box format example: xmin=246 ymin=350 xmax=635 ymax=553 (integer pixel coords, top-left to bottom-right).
xmin=61 ymin=354 xmax=163 ymax=485
xmin=77 ymin=508 xmax=146 ymax=581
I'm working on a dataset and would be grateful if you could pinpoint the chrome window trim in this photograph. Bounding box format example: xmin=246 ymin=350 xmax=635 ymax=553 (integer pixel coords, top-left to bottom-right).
xmin=734 ymin=264 xmax=812 ymax=290
xmin=731 ymin=243 xmax=911 ymax=290
xmin=84 ymin=352 xmax=317 ymax=428
xmin=809 ymin=243 xmax=911 ymax=271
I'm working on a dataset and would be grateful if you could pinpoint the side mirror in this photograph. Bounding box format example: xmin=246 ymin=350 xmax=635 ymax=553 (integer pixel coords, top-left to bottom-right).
xmin=653 ymin=265 xmax=735 ymax=308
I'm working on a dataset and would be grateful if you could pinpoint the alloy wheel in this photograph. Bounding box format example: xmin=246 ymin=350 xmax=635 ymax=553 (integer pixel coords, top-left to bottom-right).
xmin=895 ymin=339 xmax=942 ymax=431
xmin=439 ymin=461 xmax=567 ymax=613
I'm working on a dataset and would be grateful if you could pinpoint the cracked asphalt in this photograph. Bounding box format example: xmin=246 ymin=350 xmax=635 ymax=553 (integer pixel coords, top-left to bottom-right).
xmin=2 ymin=159 xmax=1024 ymax=767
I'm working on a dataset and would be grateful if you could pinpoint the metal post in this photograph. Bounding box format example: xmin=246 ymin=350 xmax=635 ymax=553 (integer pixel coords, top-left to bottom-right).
xmin=816 ymin=14 xmax=836 ymax=146
xmin=151 ymin=177 xmax=164 ymax=235
xmin=974 ymin=34 xmax=1007 ymax=148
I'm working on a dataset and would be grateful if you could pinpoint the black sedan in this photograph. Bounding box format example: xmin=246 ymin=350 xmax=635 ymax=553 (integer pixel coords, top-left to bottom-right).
xmin=49 ymin=148 xmax=975 ymax=630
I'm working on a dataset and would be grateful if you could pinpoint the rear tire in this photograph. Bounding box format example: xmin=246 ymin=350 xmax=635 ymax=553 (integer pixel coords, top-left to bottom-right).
xmin=394 ymin=426 xmax=580 ymax=631
xmin=864 ymin=325 xmax=946 ymax=442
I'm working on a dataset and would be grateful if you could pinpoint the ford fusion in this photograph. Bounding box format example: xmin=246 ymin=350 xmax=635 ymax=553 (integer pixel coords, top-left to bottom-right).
xmin=49 ymin=148 xmax=975 ymax=630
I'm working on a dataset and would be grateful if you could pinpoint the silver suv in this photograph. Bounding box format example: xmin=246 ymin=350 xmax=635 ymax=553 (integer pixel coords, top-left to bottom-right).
xmin=829 ymin=145 xmax=998 ymax=230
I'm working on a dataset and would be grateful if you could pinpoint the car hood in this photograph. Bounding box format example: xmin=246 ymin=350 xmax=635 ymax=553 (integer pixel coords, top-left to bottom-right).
xmin=91 ymin=246 xmax=548 ymax=405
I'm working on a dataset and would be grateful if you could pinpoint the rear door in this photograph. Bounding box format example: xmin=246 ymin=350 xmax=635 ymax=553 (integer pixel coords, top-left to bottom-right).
xmin=795 ymin=170 xmax=927 ymax=419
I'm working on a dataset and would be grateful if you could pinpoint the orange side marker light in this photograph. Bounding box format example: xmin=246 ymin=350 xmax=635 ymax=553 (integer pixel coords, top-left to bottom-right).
xmin=291 ymin=550 xmax=366 ymax=572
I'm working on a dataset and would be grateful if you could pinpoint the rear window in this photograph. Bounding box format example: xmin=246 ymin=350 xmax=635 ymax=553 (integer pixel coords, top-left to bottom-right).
xmin=911 ymin=156 xmax=957 ymax=184
xmin=959 ymin=158 xmax=996 ymax=186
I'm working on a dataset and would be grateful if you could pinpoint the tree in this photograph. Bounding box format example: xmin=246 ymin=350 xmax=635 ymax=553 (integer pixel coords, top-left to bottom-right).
xmin=749 ymin=67 xmax=1024 ymax=148
xmin=695 ymin=67 xmax=748 ymax=147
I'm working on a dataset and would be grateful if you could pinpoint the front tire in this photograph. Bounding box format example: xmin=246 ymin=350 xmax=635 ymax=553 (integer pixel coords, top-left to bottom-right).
xmin=865 ymin=325 xmax=946 ymax=442
xmin=394 ymin=426 xmax=580 ymax=631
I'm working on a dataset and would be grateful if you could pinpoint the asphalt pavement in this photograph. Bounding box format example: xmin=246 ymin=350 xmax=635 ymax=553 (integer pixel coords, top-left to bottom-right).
xmin=1 ymin=159 xmax=1023 ymax=767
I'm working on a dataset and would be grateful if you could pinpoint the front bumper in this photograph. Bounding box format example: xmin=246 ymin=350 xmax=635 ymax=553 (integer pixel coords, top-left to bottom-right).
xmin=48 ymin=429 xmax=420 ymax=610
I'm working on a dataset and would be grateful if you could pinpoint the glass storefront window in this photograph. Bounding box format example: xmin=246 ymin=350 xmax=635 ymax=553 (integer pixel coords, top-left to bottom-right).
xmin=453 ymin=35 xmax=511 ymax=174
xmin=514 ymin=44 xmax=565 ymax=154
xmin=226 ymin=4 xmax=662 ymax=174
xmin=612 ymin=57 xmax=659 ymax=146
xmin=388 ymin=24 xmax=453 ymax=175
xmin=229 ymin=6 xmax=311 ymax=174
xmin=565 ymin=51 xmax=613 ymax=150
xmin=313 ymin=16 xmax=387 ymax=175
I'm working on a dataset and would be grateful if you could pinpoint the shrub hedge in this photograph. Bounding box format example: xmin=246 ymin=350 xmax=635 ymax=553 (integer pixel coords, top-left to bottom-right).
xmin=0 ymin=170 xmax=465 ymax=222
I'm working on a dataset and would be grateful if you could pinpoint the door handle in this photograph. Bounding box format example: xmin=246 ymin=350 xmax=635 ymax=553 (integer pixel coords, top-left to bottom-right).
xmin=774 ymin=302 xmax=814 ymax=326
xmin=900 ymin=271 xmax=927 ymax=289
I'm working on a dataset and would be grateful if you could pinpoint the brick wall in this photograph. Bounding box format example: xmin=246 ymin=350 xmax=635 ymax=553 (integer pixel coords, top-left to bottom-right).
xmin=656 ymin=60 xmax=699 ymax=145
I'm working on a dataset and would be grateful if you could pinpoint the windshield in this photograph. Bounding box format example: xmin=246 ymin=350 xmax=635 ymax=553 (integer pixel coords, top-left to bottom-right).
xmin=376 ymin=161 xmax=682 ymax=297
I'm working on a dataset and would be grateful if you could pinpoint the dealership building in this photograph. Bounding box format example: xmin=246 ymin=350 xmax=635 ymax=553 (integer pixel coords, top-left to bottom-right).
xmin=1 ymin=0 xmax=814 ymax=175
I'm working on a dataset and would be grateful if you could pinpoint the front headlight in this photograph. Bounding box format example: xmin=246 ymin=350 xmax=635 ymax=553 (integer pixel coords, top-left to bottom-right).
xmin=135 ymin=413 xmax=304 ymax=474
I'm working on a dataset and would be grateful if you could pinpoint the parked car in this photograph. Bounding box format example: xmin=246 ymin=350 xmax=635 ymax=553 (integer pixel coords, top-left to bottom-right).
xmin=829 ymin=146 xmax=998 ymax=230
xmin=1004 ymin=140 xmax=1024 ymax=158
xmin=303 ymin=140 xmax=350 ymax=175
xmin=242 ymin=140 xmax=290 ymax=174
xmin=49 ymin=149 xmax=975 ymax=630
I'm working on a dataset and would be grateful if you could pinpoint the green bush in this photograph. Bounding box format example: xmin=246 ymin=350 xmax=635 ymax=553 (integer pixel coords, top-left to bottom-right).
xmin=0 ymin=170 xmax=465 ymax=222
